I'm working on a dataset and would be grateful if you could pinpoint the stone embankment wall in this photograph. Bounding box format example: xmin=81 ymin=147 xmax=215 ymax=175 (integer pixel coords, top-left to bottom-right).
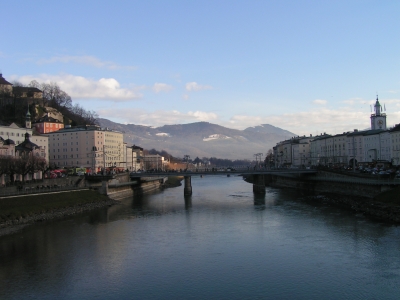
xmin=0 ymin=176 xmax=85 ymax=195
xmin=260 ymin=173 xmax=400 ymax=223
xmin=309 ymin=194 xmax=400 ymax=223
xmin=106 ymin=175 xmax=165 ymax=201
xmin=268 ymin=175 xmax=383 ymax=198
xmin=107 ymin=181 xmax=163 ymax=200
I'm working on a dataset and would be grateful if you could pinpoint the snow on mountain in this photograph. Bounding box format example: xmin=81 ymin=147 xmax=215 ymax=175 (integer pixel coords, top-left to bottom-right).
xmin=156 ymin=132 xmax=171 ymax=137
xmin=96 ymin=119 xmax=296 ymax=159
xmin=203 ymin=134 xmax=232 ymax=142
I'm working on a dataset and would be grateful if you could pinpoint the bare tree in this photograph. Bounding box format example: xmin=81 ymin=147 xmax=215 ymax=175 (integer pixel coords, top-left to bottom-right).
xmin=0 ymin=156 xmax=10 ymax=182
xmin=32 ymin=155 xmax=47 ymax=179
xmin=14 ymin=154 xmax=32 ymax=183
xmin=28 ymin=80 xmax=41 ymax=89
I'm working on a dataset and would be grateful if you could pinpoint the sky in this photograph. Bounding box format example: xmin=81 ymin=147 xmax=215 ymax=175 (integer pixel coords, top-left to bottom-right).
xmin=1 ymin=0 xmax=400 ymax=136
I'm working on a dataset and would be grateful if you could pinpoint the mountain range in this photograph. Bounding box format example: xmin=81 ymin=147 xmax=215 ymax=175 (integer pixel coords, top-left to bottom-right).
xmin=97 ymin=118 xmax=296 ymax=160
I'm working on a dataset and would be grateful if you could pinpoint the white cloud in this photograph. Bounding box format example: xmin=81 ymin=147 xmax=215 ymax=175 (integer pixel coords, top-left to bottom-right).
xmin=97 ymin=108 xmax=218 ymax=127
xmin=152 ymin=83 xmax=174 ymax=93
xmin=185 ymin=82 xmax=213 ymax=92
xmin=91 ymin=94 xmax=400 ymax=136
xmin=187 ymin=111 xmax=218 ymax=121
xmin=312 ymin=99 xmax=327 ymax=105
xmin=227 ymin=108 xmax=370 ymax=135
xmin=15 ymin=73 xmax=142 ymax=101
xmin=182 ymin=94 xmax=189 ymax=100
xmin=99 ymin=105 xmax=377 ymax=136
xmin=36 ymin=55 xmax=136 ymax=70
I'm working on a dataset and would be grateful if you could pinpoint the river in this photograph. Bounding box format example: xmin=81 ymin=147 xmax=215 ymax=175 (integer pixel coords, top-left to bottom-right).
xmin=1 ymin=175 xmax=400 ymax=299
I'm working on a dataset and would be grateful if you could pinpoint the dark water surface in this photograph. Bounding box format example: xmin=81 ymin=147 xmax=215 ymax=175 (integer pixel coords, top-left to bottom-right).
xmin=1 ymin=176 xmax=400 ymax=299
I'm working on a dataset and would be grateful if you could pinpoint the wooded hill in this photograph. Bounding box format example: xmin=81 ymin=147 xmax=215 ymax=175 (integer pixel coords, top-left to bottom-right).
xmin=0 ymin=80 xmax=97 ymax=127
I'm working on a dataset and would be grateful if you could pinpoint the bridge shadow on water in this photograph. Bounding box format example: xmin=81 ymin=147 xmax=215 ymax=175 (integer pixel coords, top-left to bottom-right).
xmin=253 ymin=194 xmax=266 ymax=207
xmin=184 ymin=195 xmax=192 ymax=210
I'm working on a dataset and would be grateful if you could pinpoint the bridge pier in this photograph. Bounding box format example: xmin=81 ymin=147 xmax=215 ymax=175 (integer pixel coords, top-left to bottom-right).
xmin=184 ymin=176 xmax=192 ymax=196
xmin=253 ymin=174 xmax=266 ymax=194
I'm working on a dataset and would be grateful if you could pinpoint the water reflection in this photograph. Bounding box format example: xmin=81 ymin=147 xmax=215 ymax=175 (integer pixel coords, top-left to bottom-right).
xmin=184 ymin=195 xmax=192 ymax=210
xmin=1 ymin=176 xmax=400 ymax=299
xmin=253 ymin=194 xmax=266 ymax=206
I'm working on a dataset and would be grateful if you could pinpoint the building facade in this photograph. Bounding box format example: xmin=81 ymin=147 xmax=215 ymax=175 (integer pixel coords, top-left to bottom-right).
xmin=0 ymin=122 xmax=48 ymax=163
xmin=142 ymin=154 xmax=168 ymax=171
xmin=48 ymin=125 xmax=124 ymax=173
xmin=33 ymin=115 xmax=64 ymax=134
xmin=126 ymin=145 xmax=143 ymax=171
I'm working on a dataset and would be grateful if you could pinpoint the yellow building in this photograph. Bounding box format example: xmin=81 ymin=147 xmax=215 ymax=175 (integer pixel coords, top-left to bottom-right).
xmin=48 ymin=125 xmax=124 ymax=173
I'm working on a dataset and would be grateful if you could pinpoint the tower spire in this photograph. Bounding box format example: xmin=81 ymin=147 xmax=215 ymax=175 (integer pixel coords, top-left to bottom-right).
xmin=374 ymin=95 xmax=381 ymax=116
xmin=25 ymin=104 xmax=32 ymax=129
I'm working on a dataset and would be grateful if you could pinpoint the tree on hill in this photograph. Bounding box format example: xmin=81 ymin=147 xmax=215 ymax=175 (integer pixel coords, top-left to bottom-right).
xmin=0 ymin=79 xmax=98 ymax=126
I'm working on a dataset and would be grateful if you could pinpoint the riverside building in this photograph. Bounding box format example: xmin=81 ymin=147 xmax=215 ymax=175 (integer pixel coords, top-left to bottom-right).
xmin=0 ymin=114 xmax=49 ymax=163
xmin=274 ymin=96 xmax=396 ymax=168
xmin=48 ymin=125 xmax=124 ymax=173
xmin=274 ymin=135 xmax=312 ymax=168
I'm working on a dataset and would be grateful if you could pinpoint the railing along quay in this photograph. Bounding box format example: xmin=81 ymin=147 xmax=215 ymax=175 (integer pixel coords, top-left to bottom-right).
xmin=0 ymin=184 xmax=86 ymax=198
xmin=310 ymin=177 xmax=400 ymax=185
xmin=277 ymin=172 xmax=400 ymax=185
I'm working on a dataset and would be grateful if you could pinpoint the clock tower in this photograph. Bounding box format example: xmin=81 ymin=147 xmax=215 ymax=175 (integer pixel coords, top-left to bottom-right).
xmin=370 ymin=96 xmax=386 ymax=130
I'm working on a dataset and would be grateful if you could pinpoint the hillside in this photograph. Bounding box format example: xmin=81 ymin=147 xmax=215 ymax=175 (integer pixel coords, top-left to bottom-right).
xmin=97 ymin=119 xmax=296 ymax=160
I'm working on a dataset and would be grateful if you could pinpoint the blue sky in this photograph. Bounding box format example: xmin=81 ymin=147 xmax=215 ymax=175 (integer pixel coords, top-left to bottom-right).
xmin=2 ymin=0 xmax=400 ymax=135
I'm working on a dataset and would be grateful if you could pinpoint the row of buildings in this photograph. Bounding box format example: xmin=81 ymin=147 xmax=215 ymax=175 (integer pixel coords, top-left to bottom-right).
xmin=1 ymin=113 xmax=169 ymax=177
xmin=273 ymin=97 xmax=400 ymax=168
xmin=0 ymin=74 xmax=169 ymax=184
xmin=1 ymin=115 xmax=169 ymax=184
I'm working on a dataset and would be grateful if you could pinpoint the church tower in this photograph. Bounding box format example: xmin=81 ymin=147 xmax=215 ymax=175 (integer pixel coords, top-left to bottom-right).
xmin=25 ymin=106 xmax=31 ymax=129
xmin=370 ymin=95 xmax=387 ymax=130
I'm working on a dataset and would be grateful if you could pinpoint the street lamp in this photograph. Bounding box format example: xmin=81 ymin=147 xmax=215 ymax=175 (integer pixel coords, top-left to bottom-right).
xmin=254 ymin=153 xmax=263 ymax=168
xmin=184 ymin=155 xmax=190 ymax=170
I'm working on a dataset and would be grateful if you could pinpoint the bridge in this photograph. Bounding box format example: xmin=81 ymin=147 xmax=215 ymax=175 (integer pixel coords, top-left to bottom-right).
xmin=129 ymin=167 xmax=400 ymax=197
xmin=130 ymin=168 xmax=317 ymax=196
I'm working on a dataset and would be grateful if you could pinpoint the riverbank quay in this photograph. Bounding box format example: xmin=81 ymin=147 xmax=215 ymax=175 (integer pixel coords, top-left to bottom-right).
xmin=0 ymin=175 xmax=184 ymax=236
xmin=245 ymin=171 xmax=400 ymax=224
xmin=298 ymin=186 xmax=400 ymax=224
xmin=0 ymin=190 xmax=119 ymax=237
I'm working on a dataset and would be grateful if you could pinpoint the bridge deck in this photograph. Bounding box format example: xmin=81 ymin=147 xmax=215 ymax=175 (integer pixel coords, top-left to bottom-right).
xmin=129 ymin=169 xmax=400 ymax=186
xmin=129 ymin=169 xmax=317 ymax=177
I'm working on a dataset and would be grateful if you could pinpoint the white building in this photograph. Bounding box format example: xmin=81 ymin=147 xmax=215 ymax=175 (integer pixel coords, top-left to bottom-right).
xmin=0 ymin=122 xmax=48 ymax=163
xmin=390 ymin=125 xmax=400 ymax=166
xmin=345 ymin=98 xmax=391 ymax=166
xmin=126 ymin=145 xmax=144 ymax=171
xmin=274 ymin=136 xmax=313 ymax=167
xmin=48 ymin=125 xmax=124 ymax=173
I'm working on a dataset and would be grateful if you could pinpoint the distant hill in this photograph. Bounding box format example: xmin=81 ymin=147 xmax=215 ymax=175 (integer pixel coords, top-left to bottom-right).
xmin=244 ymin=124 xmax=294 ymax=136
xmin=97 ymin=119 xmax=296 ymax=160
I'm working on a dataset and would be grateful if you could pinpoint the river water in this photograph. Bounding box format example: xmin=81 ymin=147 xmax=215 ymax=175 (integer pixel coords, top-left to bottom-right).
xmin=1 ymin=175 xmax=400 ymax=299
